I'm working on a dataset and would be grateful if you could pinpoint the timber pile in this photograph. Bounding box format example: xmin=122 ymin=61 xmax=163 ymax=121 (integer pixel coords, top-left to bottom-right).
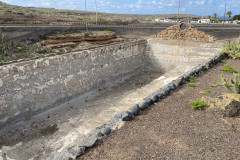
xmin=152 ymin=22 xmax=217 ymax=42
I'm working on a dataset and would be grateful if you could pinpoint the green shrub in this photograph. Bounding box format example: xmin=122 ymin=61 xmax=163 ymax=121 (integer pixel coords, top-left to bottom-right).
xmin=0 ymin=57 xmax=8 ymax=63
xmin=84 ymin=32 xmax=90 ymax=37
xmin=101 ymin=28 xmax=111 ymax=31
xmin=70 ymin=43 xmax=77 ymax=49
xmin=189 ymin=99 xmax=207 ymax=110
xmin=220 ymin=41 xmax=240 ymax=59
xmin=221 ymin=64 xmax=238 ymax=73
xmin=200 ymin=90 xmax=211 ymax=95
xmin=220 ymin=60 xmax=227 ymax=66
xmin=187 ymin=83 xmax=195 ymax=87
xmin=188 ymin=75 xmax=195 ymax=82
xmin=211 ymin=73 xmax=240 ymax=94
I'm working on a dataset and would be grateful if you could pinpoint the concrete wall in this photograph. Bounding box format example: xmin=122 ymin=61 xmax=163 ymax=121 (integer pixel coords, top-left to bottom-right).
xmin=0 ymin=40 xmax=147 ymax=129
xmin=146 ymin=39 xmax=222 ymax=72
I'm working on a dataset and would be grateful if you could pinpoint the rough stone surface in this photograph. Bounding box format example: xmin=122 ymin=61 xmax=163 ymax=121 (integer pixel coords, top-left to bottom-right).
xmin=163 ymin=86 xmax=171 ymax=95
xmin=40 ymin=31 xmax=117 ymax=45
xmin=49 ymin=151 xmax=63 ymax=160
xmin=152 ymin=95 xmax=160 ymax=103
xmin=152 ymin=22 xmax=218 ymax=42
xmin=121 ymin=111 xmax=133 ymax=121
xmin=172 ymin=77 xmax=183 ymax=87
xmin=79 ymin=134 xmax=98 ymax=148
xmin=144 ymin=97 xmax=154 ymax=106
xmin=100 ymin=127 xmax=111 ymax=136
xmin=129 ymin=104 xmax=140 ymax=116
xmin=139 ymin=101 xmax=149 ymax=111
xmin=202 ymin=93 xmax=240 ymax=117
xmin=168 ymin=83 xmax=177 ymax=91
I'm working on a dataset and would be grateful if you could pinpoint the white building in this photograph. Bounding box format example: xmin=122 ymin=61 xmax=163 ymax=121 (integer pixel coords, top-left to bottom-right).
xmin=198 ymin=19 xmax=211 ymax=24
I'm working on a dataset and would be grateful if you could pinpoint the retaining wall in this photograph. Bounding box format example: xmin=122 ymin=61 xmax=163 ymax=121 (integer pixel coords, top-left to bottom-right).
xmin=0 ymin=40 xmax=147 ymax=129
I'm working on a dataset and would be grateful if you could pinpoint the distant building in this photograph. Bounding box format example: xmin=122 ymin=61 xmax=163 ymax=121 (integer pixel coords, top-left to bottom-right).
xmin=154 ymin=18 xmax=176 ymax=23
xmin=233 ymin=20 xmax=240 ymax=24
xmin=154 ymin=18 xmax=161 ymax=22
xmin=198 ymin=19 xmax=211 ymax=24
xmin=190 ymin=21 xmax=198 ymax=24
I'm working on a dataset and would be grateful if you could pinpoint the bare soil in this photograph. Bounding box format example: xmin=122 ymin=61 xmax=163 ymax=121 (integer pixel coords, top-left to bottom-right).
xmin=79 ymin=59 xmax=240 ymax=160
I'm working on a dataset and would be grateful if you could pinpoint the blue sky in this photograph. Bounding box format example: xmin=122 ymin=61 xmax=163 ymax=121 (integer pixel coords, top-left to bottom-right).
xmin=1 ymin=0 xmax=240 ymax=16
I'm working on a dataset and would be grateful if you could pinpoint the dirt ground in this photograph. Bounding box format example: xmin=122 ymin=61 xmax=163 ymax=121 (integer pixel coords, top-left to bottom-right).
xmin=79 ymin=59 xmax=240 ymax=160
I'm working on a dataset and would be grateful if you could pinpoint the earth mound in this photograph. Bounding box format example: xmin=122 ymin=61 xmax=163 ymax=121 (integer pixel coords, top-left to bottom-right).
xmin=152 ymin=22 xmax=217 ymax=42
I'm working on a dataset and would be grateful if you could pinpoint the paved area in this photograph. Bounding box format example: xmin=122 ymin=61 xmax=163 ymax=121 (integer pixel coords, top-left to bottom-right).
xmin=79 ymin=59 xmax=240 ymax=160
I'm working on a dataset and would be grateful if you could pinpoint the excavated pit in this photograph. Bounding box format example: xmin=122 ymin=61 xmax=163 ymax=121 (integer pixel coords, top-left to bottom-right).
xmin=0 ymin=35 xmax=223 ymax=159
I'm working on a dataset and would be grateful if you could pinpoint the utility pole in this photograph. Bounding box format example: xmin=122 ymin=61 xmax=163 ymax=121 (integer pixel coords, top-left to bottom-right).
xmin=95 ymin=0 xmax=98 ymax=25
xmin=224 ymin=3 xmax=226 ymax=23
xmin=177 ymin=0 xmax=180 ymax=22
xmin=85 ymin=0 xmax=88 ymax=32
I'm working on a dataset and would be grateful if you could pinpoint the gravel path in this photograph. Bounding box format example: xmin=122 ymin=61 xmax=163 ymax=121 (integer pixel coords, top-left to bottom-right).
xmin=79 ymin=59 xmax=240 ymax=160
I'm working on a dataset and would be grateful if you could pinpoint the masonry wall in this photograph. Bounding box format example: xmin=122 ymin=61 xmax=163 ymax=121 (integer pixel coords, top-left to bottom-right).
xmin=0 ymin=40 xmax=147 ymax=128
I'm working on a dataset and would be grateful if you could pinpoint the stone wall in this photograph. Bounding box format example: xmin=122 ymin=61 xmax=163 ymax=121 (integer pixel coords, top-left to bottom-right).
xmin=0 ymin=39 xmax=147 ymax=129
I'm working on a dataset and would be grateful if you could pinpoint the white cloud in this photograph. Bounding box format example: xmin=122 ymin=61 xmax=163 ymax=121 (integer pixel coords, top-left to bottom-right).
xmin=195 ymin=0 xmax=205 ymax=5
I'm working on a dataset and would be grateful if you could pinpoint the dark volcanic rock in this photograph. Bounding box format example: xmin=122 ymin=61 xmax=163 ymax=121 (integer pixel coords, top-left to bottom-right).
xmin=121 ymin=111 xmax=134 ymax=121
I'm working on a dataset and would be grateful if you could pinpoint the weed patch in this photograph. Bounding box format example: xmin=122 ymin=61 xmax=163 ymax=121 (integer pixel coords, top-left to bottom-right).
xmin=200 ymin=90 xmax=211 ymax=95
xmin=189 ymin=99 xmax=207 ymax=110
xmin=187 ymin=83 xmax=195 ymax=87
xmin=221 ymin=64 xmax=238 ymax=73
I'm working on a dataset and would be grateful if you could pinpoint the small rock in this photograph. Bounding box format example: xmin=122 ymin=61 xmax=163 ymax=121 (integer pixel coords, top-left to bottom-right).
xmin=100 ymin=127 xmax=111 ymax=135
xmin=139 ymin=101 xmax=149 ymax=111
xmin=25 ymin=40 xmax=33 ymax=45
xmin=163 ymin=86 xmax=171 ymax=95
xmin=145 ymin=97 xmax=154 ymax=106
xmin=172 ymin=78 xmax=181 ymax=87
xmin=183 ymin=72 xmax=192 ymax=80
xmin=157 ymin=92 xmax=164 ymax=99
xmin=224 ymin=100 xmax=240 ymax=117
xmin=152 ymin=95 xmax=160 ymax=103
xmin=129 ymin=104 xmax=140 ymax=116
xmin=180 ymin=76 xmax=186 ymax=84
xmin=78 ymin=146 xmax=86 ymax=155
xmin=121 ymin=111 xmax=133 ymax=121
xmin=168 ymin=83 xmax=176 ymax=91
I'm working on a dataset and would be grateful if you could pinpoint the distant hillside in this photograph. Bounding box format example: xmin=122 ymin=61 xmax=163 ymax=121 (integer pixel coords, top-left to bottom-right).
xmin=0 ymin=1 xmax=200 ymax=24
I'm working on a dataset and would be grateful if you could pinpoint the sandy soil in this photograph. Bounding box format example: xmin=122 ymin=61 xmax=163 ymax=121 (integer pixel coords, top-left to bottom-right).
xmin=79 ymin=59 xmax=240 ymax=160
